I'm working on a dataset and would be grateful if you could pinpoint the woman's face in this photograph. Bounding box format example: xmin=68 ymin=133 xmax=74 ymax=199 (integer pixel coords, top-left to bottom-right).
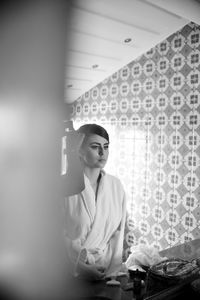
xmin=80 ymin=134 xmax=109 ymax=169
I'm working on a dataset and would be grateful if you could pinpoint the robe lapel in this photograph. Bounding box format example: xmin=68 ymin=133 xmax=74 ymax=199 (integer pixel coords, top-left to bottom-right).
xmin=80 ymin=175 xmax=96 ymax=224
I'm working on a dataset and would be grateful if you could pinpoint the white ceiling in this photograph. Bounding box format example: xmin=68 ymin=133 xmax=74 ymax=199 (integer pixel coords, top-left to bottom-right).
xmin=65 ymin=0 xmax=200 ymax=104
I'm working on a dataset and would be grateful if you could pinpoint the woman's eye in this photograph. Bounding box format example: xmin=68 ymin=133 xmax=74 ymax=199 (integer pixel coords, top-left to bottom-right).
xmin=91 ymin=145 xmax=98 ymax=149
xmin=104 ymin=145 xmax=109 ymax=150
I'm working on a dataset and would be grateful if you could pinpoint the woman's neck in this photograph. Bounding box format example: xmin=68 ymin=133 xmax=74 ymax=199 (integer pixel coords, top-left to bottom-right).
xmin=84 ymin=167 xmax=101 ymax=185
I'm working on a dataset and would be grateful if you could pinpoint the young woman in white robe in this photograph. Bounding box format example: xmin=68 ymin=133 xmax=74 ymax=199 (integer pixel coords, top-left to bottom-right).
xmin=64 ymin=124 xmax=126 ymax=280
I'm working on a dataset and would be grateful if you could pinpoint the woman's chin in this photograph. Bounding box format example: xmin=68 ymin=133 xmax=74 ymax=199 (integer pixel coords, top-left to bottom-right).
xmin=97 ymin=162 xmax=106 ymax=168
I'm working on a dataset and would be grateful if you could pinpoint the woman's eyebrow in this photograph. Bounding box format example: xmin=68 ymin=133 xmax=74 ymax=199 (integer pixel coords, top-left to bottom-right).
xmin=89 ymin=142 xmax=109 ymax=146
xmin=89 ymin=142 xmax=101 ymax=145
xmin=89 ymin=142 xmax=100 ymax=145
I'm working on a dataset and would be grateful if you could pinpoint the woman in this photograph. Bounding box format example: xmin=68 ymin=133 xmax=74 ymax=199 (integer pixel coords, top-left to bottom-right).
xmin=64 ymin=124 xmax=126 ymax=281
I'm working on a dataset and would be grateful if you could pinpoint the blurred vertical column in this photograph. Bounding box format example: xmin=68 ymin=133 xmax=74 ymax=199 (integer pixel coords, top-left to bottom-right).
xmin=0 ymin=0 xmax=71 ymax=299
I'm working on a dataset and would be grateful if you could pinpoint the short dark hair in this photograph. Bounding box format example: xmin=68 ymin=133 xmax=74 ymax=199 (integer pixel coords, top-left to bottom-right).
xmin=78 ymin=123 xmax=109 ymax=143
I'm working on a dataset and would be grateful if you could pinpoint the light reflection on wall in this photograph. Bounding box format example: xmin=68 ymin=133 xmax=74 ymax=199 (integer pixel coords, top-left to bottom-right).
xmin=0 ymin=105 xmax=26 ymax=147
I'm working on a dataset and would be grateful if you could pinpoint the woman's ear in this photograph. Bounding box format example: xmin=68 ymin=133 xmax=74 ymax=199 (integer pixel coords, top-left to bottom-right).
xmin=76 ymin=133 xmax=85 ymax=157
xmin=78 ymin=145 xmax=84 ymax=159
xmin=77 ymin=133 xmax=85 ymax=149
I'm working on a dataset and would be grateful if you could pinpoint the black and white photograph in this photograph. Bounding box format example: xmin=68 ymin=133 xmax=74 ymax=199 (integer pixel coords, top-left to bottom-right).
xmin=1 ymin=1 xmax=200 ymax=299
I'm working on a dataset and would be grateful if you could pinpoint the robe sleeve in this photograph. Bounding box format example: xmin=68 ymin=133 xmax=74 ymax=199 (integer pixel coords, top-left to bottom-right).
xmin=63 ymin=196 xmax=82 ymax=240
xmin=106 ymin=191 xmax=127 ymax=276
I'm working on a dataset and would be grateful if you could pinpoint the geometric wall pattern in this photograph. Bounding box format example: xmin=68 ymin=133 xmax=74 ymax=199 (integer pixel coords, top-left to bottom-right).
xmin=70 ymin=22 xmax=200 ymax=259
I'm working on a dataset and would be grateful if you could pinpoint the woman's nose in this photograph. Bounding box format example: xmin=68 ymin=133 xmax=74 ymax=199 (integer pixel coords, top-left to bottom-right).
xmin=98 ymin=146 xmax=103 ymax=155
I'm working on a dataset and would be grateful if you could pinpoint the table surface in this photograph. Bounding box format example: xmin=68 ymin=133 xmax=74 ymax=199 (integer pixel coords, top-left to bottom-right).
xmin=67 ymin=238 xmax=200 ymax=300
xmin=67 ymin=275 xmax=132 ymax=300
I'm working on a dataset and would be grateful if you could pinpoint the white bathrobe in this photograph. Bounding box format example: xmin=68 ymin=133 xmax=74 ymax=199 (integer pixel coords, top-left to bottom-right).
xmin=64 ymin=170 xmax=126 ymax=276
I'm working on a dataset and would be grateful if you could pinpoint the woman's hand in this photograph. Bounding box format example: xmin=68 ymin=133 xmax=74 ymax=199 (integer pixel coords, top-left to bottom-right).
xmin=78 ymin=263 xmax=105 ymax=281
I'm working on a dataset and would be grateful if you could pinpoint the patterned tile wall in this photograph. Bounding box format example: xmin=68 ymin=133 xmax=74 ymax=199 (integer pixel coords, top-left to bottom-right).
xmin=70 ymin=22 xmax=200 ymax=257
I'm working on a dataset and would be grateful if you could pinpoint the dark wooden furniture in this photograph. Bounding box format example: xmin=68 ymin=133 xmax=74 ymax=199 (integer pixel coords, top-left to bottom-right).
xmin=67 ymin=238 xmax=200 ymax=300
xmin=66 ymin=275 xmax=132 ymax=300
